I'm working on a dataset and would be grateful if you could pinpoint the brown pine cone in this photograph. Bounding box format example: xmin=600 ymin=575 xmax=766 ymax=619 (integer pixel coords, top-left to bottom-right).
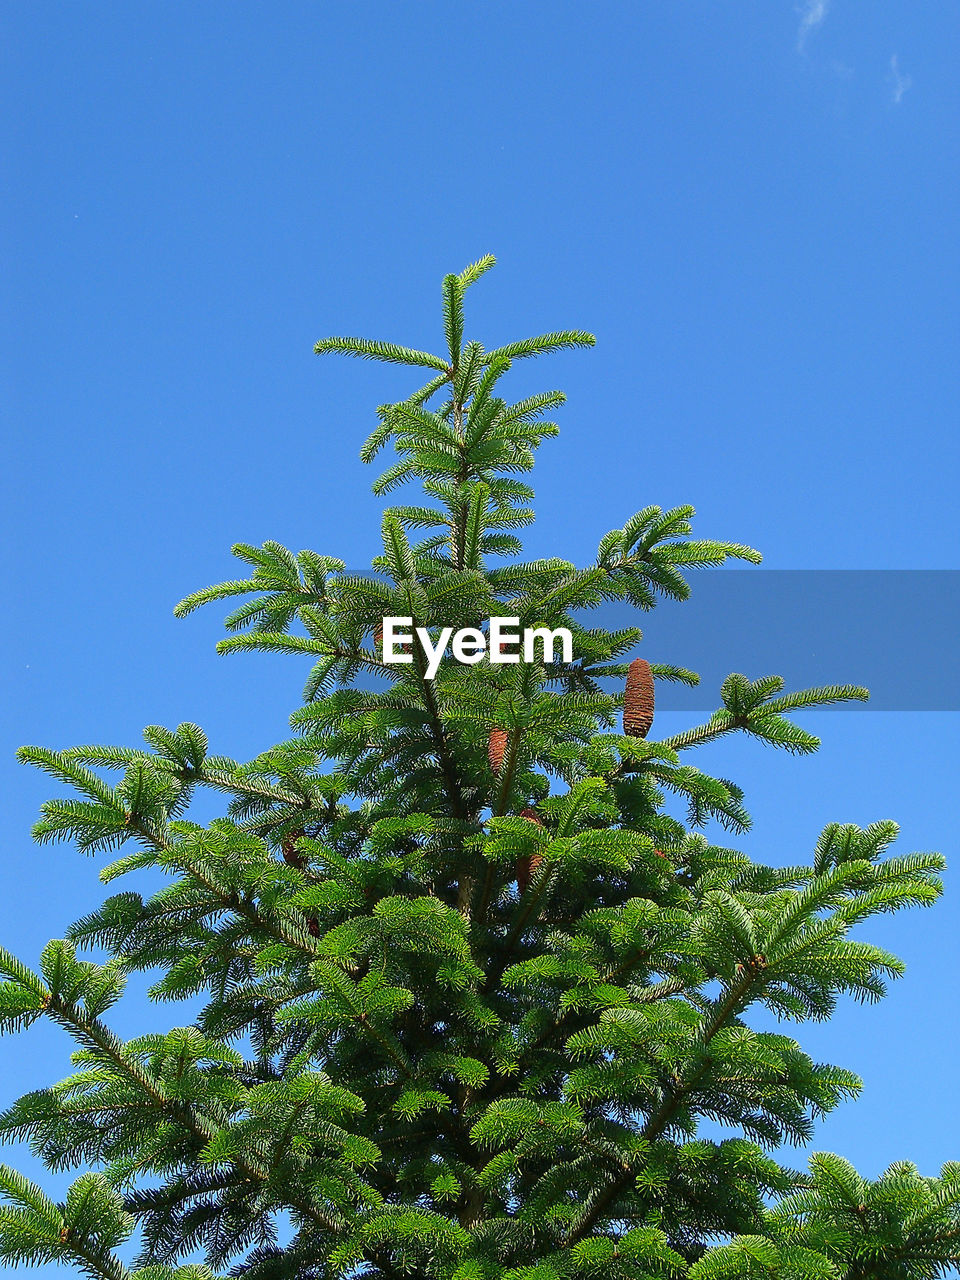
xmin=516 ymin=854 xmax=543 ymax=895
xmin=281 ymin=830 xmax=318 ymax=936
xmin=516 ymin=807 xmax=544 ymax=893
xmin=281 ymin=831 xmax=307 ymax=871
xmin=488 ymin=728 xmax=509 ymax=773
xmin=376 ymin=621 xmax=414 ymax=655
xmin=281 ymin=835 xmax=306 ymax=869
xmin=623 ymin=658 xmax=655 ymax=738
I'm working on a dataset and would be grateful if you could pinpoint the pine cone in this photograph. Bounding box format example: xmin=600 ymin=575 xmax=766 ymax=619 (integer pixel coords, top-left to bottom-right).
xmin=376 ymin=621 xmax=413 ymax=655
xmin=281 ymin=831 xmax=307 ymax=871
xmin=516 ymin=855 xmax=543 ymax=895
xmin=281 ymin=830 xmax=318 ymax=935
xmin=516 ymin=807 xmax=543 ymax=894
xmin=623 ymin=658 xmax=655 ymax=738
xmin=488 ymin=728 xmax=509 ymax=773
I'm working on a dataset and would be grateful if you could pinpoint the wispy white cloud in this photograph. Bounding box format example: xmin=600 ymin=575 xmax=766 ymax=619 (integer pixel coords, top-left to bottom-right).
xmin=797 ymin=0 xmax=829 ymax=51
xmin=890 ymin=54 xmax=912 ymax=103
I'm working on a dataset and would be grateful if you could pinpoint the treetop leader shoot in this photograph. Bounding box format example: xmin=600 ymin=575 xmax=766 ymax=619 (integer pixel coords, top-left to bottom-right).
xmin=380 ymin=616 xmax=573 ymax=680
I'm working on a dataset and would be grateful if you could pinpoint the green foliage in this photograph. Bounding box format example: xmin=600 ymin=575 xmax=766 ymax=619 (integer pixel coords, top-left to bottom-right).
xmin=2 ymin=259 xmax=953 ymax=1280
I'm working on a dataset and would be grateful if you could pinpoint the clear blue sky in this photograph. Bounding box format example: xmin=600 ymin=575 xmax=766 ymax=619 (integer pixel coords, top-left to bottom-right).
xmin=2 ymin=0 xmax=958 ymax=1245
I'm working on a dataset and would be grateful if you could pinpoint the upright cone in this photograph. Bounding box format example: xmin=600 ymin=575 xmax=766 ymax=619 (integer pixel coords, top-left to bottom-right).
xmin=281 ymin=831 xmax=307 ymax=871
xmin=282 ymin=831 xmax=318 ymax=937
xmin=516 ymin=807 xmax=544 ymax=894
xmin=623 ymin=658 xmax=655 ymax=739
xmin=488 ymin=728 xmax=509 ymax=773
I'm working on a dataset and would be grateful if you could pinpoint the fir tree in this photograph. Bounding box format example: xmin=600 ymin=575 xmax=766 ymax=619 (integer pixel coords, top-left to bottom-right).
xmin=2 ymin=257 xmax=957 ymax=1280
